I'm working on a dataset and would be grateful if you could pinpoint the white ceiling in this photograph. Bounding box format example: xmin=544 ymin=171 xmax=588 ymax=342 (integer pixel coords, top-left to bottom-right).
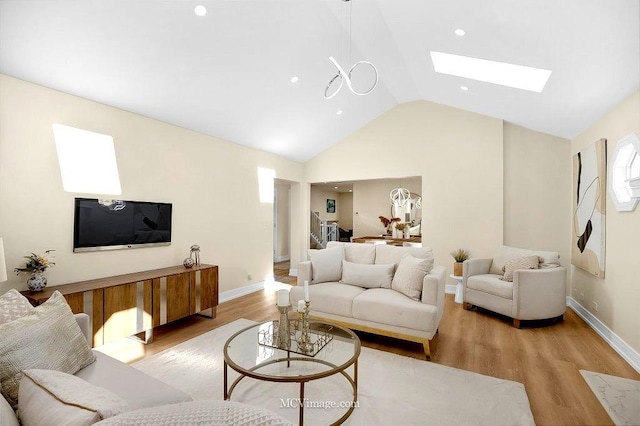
xmin=1 ymin=0 xmax=638 ymax=162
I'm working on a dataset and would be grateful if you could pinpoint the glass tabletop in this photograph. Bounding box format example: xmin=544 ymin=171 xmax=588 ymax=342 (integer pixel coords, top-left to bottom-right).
xmin=224 ymin=320 xmax=360 ymax=381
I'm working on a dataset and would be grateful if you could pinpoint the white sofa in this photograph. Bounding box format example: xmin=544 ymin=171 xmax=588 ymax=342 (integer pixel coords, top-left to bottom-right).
xmin=290 ymin=241 xmax=446 ymax=360
xmin=462 ymin=245 xmax=567 ymax=328
xmin=1 ymin=290 xmax=292 ymax=426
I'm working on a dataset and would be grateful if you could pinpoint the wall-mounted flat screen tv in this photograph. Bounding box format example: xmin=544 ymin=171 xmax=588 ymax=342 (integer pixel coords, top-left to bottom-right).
xmin=73 ymin=198 xmax=172 ymax=252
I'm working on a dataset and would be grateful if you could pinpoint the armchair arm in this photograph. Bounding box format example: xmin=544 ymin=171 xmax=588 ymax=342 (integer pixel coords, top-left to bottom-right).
xmin=422 ymin=265 xmax=446 ymax=322
xmin=462 ymin=258 xmax=493 ymax=291
xmin=74 ymin=313 xmax=91 ymax=348
xmin=512 ymin=267 xmax=567 ymax=320
xmin=296 ymin=261 xmax=312 ymax=287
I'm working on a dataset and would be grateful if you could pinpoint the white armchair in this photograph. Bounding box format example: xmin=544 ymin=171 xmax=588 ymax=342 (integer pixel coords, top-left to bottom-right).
xmin=462 ymin=246 xmax=567 ymax=328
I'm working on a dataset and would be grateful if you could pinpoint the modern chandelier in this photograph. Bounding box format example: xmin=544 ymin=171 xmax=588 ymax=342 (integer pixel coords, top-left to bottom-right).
xmin=324 ymin=0 xmax=378 ymax=99
xmin=389 ymin=188 xmax=422 ymax=209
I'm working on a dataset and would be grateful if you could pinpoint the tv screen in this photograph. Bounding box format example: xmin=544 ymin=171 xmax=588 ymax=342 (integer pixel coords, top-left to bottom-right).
xmin=73 ymin=198 xmax=172 ymax=252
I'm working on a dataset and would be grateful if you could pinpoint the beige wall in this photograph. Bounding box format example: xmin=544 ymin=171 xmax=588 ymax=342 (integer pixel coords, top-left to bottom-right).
xmin=274 ymin=183 xmax=290 ymax=260
xmin=310 ymin=187 xmax=339 ymax=222
xmin=305 ymin=101 xmax=505 ymax=269
xmin=503 ymin=123 xmax=572 ymax=266
xmin=337 ymin=192 xmax=353 ymax=230
xmin=570 ymin=91 xmax=640 ymax=353
xmin=0 ymin=75 xmax=304 ymax=294
xmin=352 ymin=178 xmax=421 ymax=237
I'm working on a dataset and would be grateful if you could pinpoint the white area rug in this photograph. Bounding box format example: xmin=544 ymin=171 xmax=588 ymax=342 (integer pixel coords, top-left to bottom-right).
xmin=580 ymin=370 xmax=640 ymax=426
xmin=132 ymin=319 xmax=534 ymax=425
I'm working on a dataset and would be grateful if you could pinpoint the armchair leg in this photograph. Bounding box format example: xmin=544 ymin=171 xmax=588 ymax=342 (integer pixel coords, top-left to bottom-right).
xmin=463 ymin=302 xmax=473 ymax=310
xmin=421 ymin=340 xmax=431 ymax=361
xmin=513 ymin=318 xmax=521 ymax=328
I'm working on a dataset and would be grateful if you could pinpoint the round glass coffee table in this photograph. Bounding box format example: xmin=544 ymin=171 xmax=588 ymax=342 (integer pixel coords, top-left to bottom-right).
xmin=223 ymin=320 xmax=360 ymax=425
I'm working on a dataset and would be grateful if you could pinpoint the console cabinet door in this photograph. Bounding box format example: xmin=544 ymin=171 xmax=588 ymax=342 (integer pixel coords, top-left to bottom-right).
xmin=189 ymin=267 xmax=218 ymax=317
xmin=153 ymin=272 xmax=191 ymax=326
xmin=103 ymin=281 xmax=152 ymax=345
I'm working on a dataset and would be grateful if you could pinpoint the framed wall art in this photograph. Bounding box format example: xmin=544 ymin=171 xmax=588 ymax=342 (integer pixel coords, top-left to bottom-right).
xmin=572 ymin=138 xmax=606 ymax=278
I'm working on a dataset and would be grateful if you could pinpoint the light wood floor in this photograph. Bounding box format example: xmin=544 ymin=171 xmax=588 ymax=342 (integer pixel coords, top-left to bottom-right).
xmin=108 ymin=262 xmax=639 ymax=426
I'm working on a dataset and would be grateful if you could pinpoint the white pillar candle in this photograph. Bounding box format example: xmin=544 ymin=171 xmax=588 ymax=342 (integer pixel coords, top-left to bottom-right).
xmin=298 ymin=299 xmax=306 ymax=313
xmin=304 ymin=280 xmax=310 ymax=302
xmin=276 ymin=289 xmax=289 ymax=307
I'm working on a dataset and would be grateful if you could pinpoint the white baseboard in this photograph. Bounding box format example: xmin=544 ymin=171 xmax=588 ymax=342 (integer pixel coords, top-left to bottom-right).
xmin=219 ymin=282 xmax=265 ymax=304
xmin=445 ymin=284 xmax=456 ymax=294
xmin=567 ymin=296 xmax=640 ymax=374
xmin=289 ymin=269 xmax=297 ymax=277
xmin=275 ymin=255 xmax=290 ymax=262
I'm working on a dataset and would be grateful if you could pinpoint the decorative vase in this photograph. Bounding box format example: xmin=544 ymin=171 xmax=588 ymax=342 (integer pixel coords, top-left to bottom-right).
xmin=453 ymin=262 xmax=463 ymax=277
xmin=392 ymin=228 xmax=400 ymax=239
xmin=404 ymin=229 xmax=411 ymax=239
xmin=27 ymin=272 xmax=47 ymax=292
xmin=183 ymin=257 xmax=194 ymax=269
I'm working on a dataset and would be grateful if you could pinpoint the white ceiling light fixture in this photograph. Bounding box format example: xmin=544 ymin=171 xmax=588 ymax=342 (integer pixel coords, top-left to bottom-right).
xmin=460 ymin=86 xmax=469 ymax=91
xmin=430 ymin=51 xmax=552 ymax=93
xmin=336 ymin=110 xmax=343 ymax=115
xmin=194 ymin=5 xmax=207 ymax=16
xmin=389 ymin=188 xmax=421 ymax=209
xmin=324 ymin=0 xmax=378 ymax=99
xmin=290 ymin=76 xmax=299 ymax=83
xmin=454 ymin=29 xmax=466 ymax=36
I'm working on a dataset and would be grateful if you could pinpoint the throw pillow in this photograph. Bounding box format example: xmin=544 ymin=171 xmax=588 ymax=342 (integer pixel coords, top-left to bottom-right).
xmin=18 ymin=369 xmax=128 ymax=426
xmin=327 ymin=242 xmax=376 ymax=264
xmin=490 ymin=246 xmax=534 ymax=275
xmin=0 ymin=291 xmax=96 ymax=406
xmin=391 ymin=255 xmax=431 ymax=300
xmin=502 ymin=255 xmax=540 ymax=282
xmin=0 ymin=390 xmax=18 ymax=426
xmin=340 ymin=260 xmax=394 ymax=289
xmin=308 ymin=245 xmax=344 ymax=283
xmin=0 ymin=289 xmax=35 ymax=325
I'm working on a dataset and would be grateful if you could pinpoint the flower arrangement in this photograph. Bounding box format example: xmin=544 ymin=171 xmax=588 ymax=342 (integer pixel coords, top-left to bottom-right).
xmin=378 ymin=216 xmax=401 ymax=235
xmin=14 ymin=250 xmax=55 ymax=275
xmin=394 ymin=223 xmax=408 ymax=232
xmin=450 ymin=248 xmax=470 ymax=263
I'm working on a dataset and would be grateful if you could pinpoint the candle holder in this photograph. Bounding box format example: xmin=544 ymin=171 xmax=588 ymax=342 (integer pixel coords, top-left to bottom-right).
xmin=277 ymin=305 xmax=291 ymax=350
xmin=296 ymin=301 xmax=312 ymax=354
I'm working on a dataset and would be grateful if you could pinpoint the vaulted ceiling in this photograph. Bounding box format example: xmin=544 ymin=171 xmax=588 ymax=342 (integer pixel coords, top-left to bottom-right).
xmin=1 ymin=0 xmax=638 ymax=162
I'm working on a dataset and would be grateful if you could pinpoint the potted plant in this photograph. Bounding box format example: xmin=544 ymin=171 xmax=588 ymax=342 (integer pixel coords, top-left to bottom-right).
xmin=450 ymin=248 xmax=469 ymax=277
xmin=15 ymin=250 xmax=55 ymax=292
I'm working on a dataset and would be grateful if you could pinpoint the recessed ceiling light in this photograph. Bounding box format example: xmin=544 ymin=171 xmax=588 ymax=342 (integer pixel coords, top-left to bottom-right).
xmin=460 ymin=86 xmax=469 ymax=91
xmin=290 ymin=76 xmax=299 ymax=83
xmin=194 ymin=5 xmax=207 ymax=16
xmin=430 ymin=51 xmax=552 ymax=93
xmin=336 ymin=110 xmax=343 ymax=115
xmin=349 ymin=189 xmax=353 ymax=192
xmin=454 ymin=29 xmax=466 ymax=36
xmin=334 ymin=186 xmax=339 ymax=189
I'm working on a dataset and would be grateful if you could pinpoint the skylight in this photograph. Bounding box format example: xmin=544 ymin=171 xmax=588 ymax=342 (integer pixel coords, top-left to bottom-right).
xmin=430 ymin=51 xmax=552 ymax=93
xmin=53 ymin=124 xmax=122 ymax=195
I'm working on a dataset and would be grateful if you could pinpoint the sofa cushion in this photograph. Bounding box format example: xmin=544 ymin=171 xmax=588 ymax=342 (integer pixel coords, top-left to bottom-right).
xmin=375 ymin=245 xmax=433 ymax=267
xmin=490 ymin=245 xmax=560 ymax=274
xmin=327 ymin=242 xmax=376 ymax=264
xmin=308 ymin=245 xmax=344 ymax=283
xmin=0 ymin=392 xmax=18 ymax=426
xmin=0 ymin=289 xmax=35 ymax=325
xmin=467 ymin=274 xmax=513 ymax=299
xmin=502 ymin=255 xmax=539 ymax=282
xmin=0 ymin=291 xmax=96 ymax=406
xmin=94 ymin=400 xmax=293 ymax=426
xmin=292 ymin=283 xmax=364 ymax=318
xmin=18 ymin=369 xmax=128 ymax=426
xmin=76 ymin=351 xmax=192 ymax=411
xmin=340 ymin=260 xmax=394 ymax=289
xmin=391 ymin=255 xmax=430 ymax=300
xmin=352 ymin=289 xmax=438 ymax=332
